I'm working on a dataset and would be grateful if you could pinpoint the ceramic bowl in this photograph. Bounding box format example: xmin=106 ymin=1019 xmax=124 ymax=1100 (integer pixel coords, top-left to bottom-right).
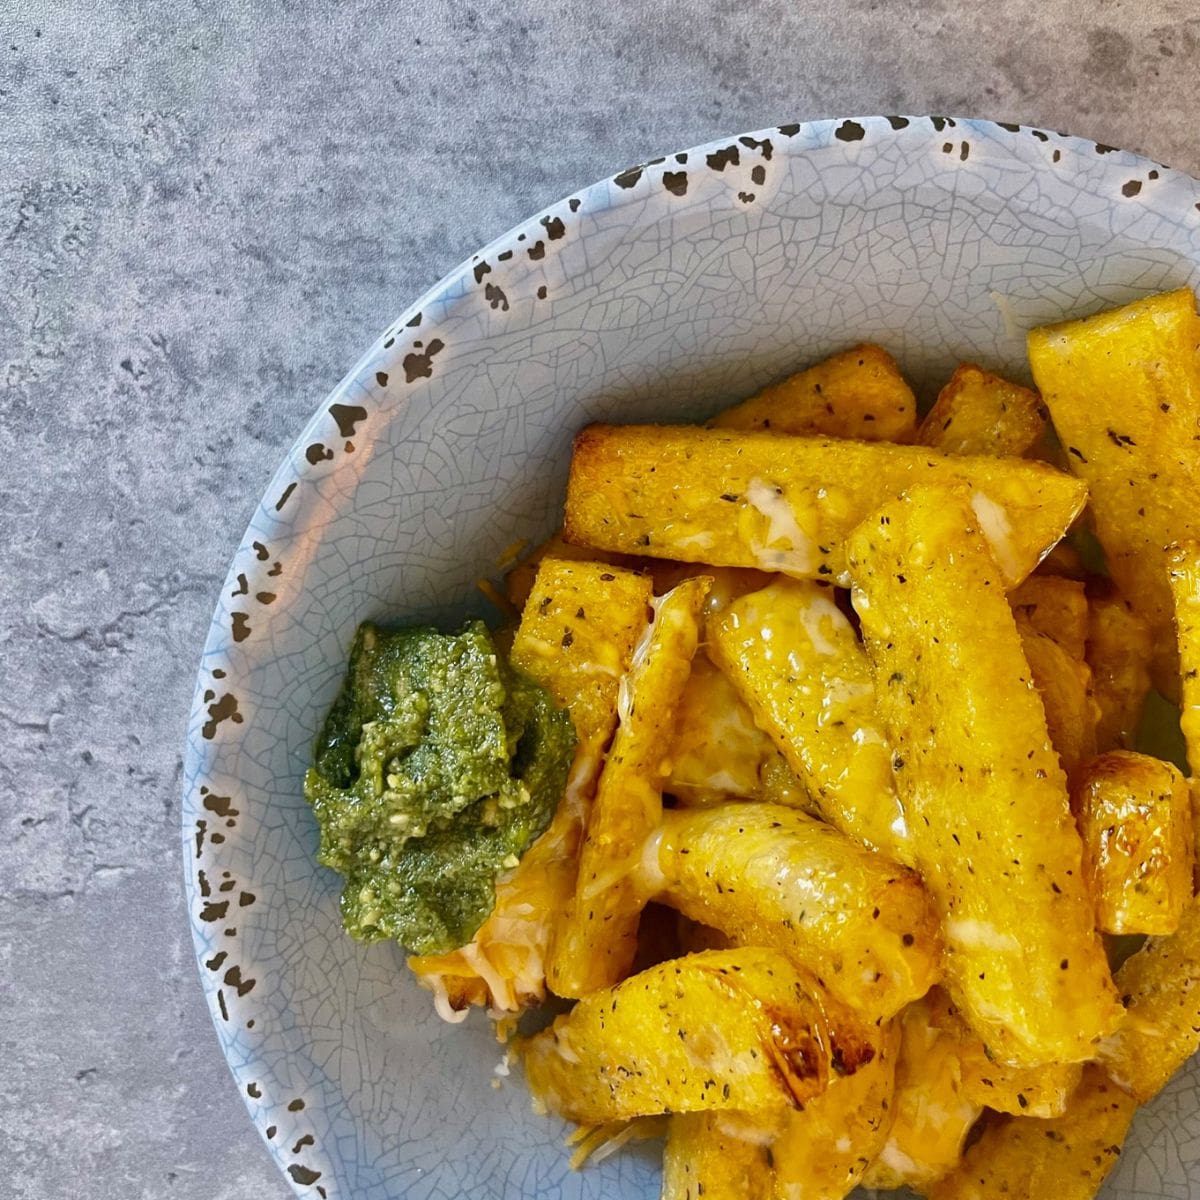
xmin=184 ymin=116 xmax=1200 ymax=1199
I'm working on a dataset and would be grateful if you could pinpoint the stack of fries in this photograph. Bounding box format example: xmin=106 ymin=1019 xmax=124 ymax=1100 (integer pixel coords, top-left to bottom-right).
xmin=413 ymin=288 xmax=1200 ymax=1200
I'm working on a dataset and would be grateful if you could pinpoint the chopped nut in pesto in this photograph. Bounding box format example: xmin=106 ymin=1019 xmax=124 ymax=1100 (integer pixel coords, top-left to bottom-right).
xmin=304 ymin=620 xmax=575 ymax=954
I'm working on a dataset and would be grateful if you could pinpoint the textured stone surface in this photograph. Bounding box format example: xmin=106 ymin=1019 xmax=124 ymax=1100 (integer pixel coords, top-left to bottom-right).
xmin=4 ymin=2 xmax=1200 ymax=1198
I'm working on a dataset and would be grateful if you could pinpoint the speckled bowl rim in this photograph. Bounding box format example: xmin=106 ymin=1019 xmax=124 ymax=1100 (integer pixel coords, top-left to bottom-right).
xmin=183 ymin=115 xmax=1200 ymax=1198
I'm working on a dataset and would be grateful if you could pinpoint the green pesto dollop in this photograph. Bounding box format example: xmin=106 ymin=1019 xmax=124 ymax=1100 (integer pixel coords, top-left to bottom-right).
xmin=304 ymin=620 xmax=575 ymax=954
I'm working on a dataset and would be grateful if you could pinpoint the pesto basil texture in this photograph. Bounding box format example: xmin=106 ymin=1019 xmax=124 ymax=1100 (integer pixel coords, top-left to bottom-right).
xmin=305 ymin=620 xmax=574 ymax=954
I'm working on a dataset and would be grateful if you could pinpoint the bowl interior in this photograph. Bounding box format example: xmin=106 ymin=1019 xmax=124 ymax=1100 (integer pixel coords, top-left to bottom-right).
xmin=185 ymin=116 xmax=1200 ymax=1199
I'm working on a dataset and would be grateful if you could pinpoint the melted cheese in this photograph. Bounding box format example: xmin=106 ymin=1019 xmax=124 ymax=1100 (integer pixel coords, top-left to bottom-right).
xmin=797 ymin=593 xmax=842 ymax=657
xmin=746 ymin=477 xmax=815 ymax=575
xmin=944 ymin=918 xmax=1022 ymax=953
xmin=971 ymin=491 xmax=1021 ymax=581
xmin=673 ymin=531 xmax=717 ymax=553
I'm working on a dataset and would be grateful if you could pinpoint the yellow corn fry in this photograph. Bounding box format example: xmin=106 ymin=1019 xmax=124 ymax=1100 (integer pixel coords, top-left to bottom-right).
xmin=653 ymin=803 xmax=941 ymax=1021
xmin=521 ymin=948 xmax=838 ymax=1124
xmin=710 ymin=343 xmax=917 ymax=442
xmin=1087 ymin=590 xmax=1153 ymax=752
xmin=565 ymin=424 xmax=1088 ymax=588
xmin=707 ymin=578 xmax=907 ymax=858
xmin=1168 ymin=541 xmax=1200 ymax=887
xmin=409 ymin=559 xmax=653 ymax=1013
xmin=919 ymin=987 xmax=1083 ymax=1119
xmin=861 ymin=994 xmax=983 ymax=1192
xmin=503 ymin=531 xmax=641 ymax=610
xmin=1010 ymin=576 xmax=1089 ymax=661
xmin=1028 ymin=287 xmax=1200 ymax=696
xmin=846 ymin=485 xmax=1122 ymax=1065
xmin=666 ymin=654 xmax=791 ymax=805
xmin=928 ymin=1065 xmax=1137 ymax=1200
xmin=1169 ymin=540 xmax=1200 ymax=768
xmin=1037 ymin=539 xmax=1089 ymax=580
xmin=771 ymin=1020 xmax=900 ymax=1200
xmin=1100 ymin=893 xmax=1200 ymax=1100
xmin=1074 ymin=751 xmax=1193 ymax=937
xmin=510 ymin=557 xmax=654 ymax=744
xmin=549 ymin=578 xmax=709 ymax=998
xmin=959 ymin=1050 xmax=1081 ymax=1123
xmin=662 ymin=1113 xmax=774 ymax=1200
xmin=759 ymin=752 xmax=819 ymax=812
xmin=918 ymin=363 xmax=1048 ymax=457
xmin=1017 ymin=622 xmax=1097 ymax=781
xmin=640 ymin=561 xmax=773 ymax=606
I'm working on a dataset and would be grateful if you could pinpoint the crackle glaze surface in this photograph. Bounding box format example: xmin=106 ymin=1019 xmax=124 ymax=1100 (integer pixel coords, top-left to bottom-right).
xmin=184 ymin=117 xmax=1200 ymax=1199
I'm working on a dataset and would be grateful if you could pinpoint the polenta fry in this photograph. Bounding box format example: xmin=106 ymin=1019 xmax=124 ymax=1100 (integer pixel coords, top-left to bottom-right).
xmin=1168 ymin=540 xmax=1200 ymax=769
xmin=521 ymin=948 xmax=840 ymax=1124
xmin=925 ymin=987 xmax=1083 ymax=1119
xmin=1074 ymin=750 xmax=1193 ymax=936
xmin=861 ymin=993 xmax=983 ymax=1192
xmin=1029 ymin=287 xmax=1200 ymax=697
xmin=707 ymin=578 xmax=907 ymax=857
xmin=662 ymin=1113 xmax=773 ymax=1200
xmin=1016 ymin=621 xmax=1097 ymax=781
xmin=548 ymin=578 xmax=710 ymax=998
xmin=846 ymin=485 xmax=1122 ymax=1065
xmin=771 ymin=1019 xmax=900 ymax=1200
xmin=710 ymin=343 xmax=917 ymax=442
xmin=918 ymin=363 xmax=1048 ymax=458
xmin=928 ymin=1065 xmax=1137 ymax=1200
xmin=1100 ymin=889 xmax=1200 ymax=1100
xmin=565 ymin=424 xmax=1087 ymax=587
xmin=1010 ymin=575 xmax=1089 ymax=662
xmin=653 ymin=803 xmax=941 ymax=1021
xmin=1087 ymin=589 xmax=1153 ymax=753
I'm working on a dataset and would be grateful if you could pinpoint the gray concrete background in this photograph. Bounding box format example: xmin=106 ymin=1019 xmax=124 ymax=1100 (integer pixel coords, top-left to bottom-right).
xmin=3 ymin=1 xmax=1200 ymax=1196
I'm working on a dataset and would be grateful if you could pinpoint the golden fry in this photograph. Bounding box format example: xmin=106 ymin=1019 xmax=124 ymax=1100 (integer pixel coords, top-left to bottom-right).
xmin=923 ymin=988 xmax=1083 ymax=1119
xmin=1011 ymin=575 xmax=1089 ymax=661
xmin=929 ymin=1065 xmax=1137 ymax=1200
xmin=861 ymin=994 xmax=983 ymax=1192
xmin=509 ymin=556 xmax=654 ymax=746
xmin=1074 ymin=751 xmax=1193 ymax=936
xmin=663 ymin=997 xmax=899 ymax=1200
xmin=759 ymin=751 xmax=818 ymax=811
xmin=710 ymin=343 xmax=917 ymax=442
xmin=654 ymin=803 xmax=941 ymax=1021
xmin=503 ymin=531 xmax=641 ymax=611
xmin=662 ymin=1113 xmax=773 ymax=1200
xmin=1017 ymin=622 xmax=1097 ymax=781
xmin=565 ymin=424 xmax=1087 ymax=587
xmin=1168 ymin=541 xmax=1200 ymax=886
xmin=666 ymin=654 xmax=799 ymax=806
xmin=846 ymin=485 xmax=1122 ymax=1065
xmin=1169 ymin=540 xmax=1200 ymax=769
xmin=1028 ymin=287 xmax=1200 ymax=695
xmin=707 ymin=578 xmax=907 ymax=857
xmin=1087 ymin=590 xmax=1153 ymax=752
xmin=549 ymin=578 xmax=709 ymax=998
xmin=1100 ymin=893 xmax=1200 ymax=1100
xmin=772 ymin=1020 xmax=900 ymax=1200
xmin=918 ymin=363 xmax=1048 ymax=457
xmin=1037 ymin=539 xmax=1089 ymax=580
xmin=641 ymin=562 xmax=773 ymax=608
xmin=521 ymin=948 xmax=837 ymax=1124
